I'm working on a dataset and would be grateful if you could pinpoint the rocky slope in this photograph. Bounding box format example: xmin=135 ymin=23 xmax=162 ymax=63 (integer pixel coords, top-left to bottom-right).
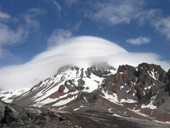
xmin=1 ymin=62 xmax=170 ymax=124
xmin=1 ymin=100 xmax=170 ymax=128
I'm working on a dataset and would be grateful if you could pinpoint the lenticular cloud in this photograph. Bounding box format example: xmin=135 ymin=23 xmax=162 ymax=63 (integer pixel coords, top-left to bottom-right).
xmin=0 ymin=36 xmax=169 ymax=90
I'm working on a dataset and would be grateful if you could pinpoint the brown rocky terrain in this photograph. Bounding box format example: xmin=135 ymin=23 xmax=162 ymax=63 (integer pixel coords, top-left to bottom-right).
xmin=1 ymin=100 xmax=170 ymax=128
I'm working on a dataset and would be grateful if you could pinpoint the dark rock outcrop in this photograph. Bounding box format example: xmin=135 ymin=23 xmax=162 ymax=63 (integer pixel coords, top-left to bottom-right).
xmin=103 ymin=63 xmax=167 ymax=101
xmin=86 ymin=63 xmax=115 ymax=77
xmin=165 ymin=70 xmax=170 ymax=95
xmin=0 ymin=101 xmax=5 ymax=123
xmin=0 ymin=101 xmax=30 ymax=128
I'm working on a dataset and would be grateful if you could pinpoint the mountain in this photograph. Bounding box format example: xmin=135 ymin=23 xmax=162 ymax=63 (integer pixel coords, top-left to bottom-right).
xmin=0 ymin=62 xmax=168 ymax=124
xmin=12 ymin=63 xmax=116 ymax=107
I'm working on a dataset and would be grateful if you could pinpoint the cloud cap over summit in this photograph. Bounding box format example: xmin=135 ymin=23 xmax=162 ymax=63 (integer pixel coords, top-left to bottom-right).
xmin=0 ymin=36 xmax=169 ymax=90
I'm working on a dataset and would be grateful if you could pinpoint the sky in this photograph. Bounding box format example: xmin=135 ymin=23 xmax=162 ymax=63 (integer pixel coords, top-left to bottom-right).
xmin=0 ymin=0 xmax=170 ymax=90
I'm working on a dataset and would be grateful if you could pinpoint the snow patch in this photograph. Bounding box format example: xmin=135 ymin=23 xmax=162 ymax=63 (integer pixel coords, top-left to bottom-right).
xmin=83 ymin=97 xmax=88 ymax=102
xmin=141 ymin=95 xmax=157 ymax=109
xmin=108 ymin=108 xmax=113 ymax=113
xmin=101 ymin=90 xmax=137 ymax=104
xmin=73 ymin=105 xmax=85 ymax=111
xmin=73 ymin=108 xmax=80 ymax=111
xmin=82 ymin=77 xmax=99 ymax=92
xmin=0 ymin=88 xmax=28 ymax=103
xmin=120 ymin=99 xmax=137 ymax=103
xmin=34 ymin=91 xmax=79 ymax=107
xmin=101 ymin=90 xmax=120 ymax=104
xmin=58 ymin=106 xmax=66 ymax=110
xmin=112 ymin=114 xmax=121 ymax=117
xmin=119 ymin=72 xmax=124 ymax=75
xmin=52 ymin=94 xmax=78 ymax=106
xmin=148 ymin=69 xmax=158 ymax=80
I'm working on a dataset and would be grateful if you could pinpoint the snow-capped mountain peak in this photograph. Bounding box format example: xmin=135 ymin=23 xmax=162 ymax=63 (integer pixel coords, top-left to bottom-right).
xmin=10 ymin=63 xmax=115 ymax=107
xmin=1 ymin=62 xmax=170 ymax=123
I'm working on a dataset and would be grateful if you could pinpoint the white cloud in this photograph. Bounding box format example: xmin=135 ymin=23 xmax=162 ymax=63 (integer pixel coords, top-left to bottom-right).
xmin=0 ymin=23 xmax=28 ymax=57
xmin=51 ymin=0 xmax=62 ymax=12
xmin=135 ymin=9 xmax=162 ymax=25
xmin=64 ymin=0 xmax=79 ymax=6
xmin=126 ymin=36 xmax=151 ymax=45
xmin=0 ymin=47 xmax=5 ymax=58
xmin=23 ymin=8 xmax=45 ymax=30
xmin=47 ymin=29 xmax=72 ymax=47
xmin=0 ymin=23 xmax=28 ymax=45
xmin=73 ymin=21 xmax=82 ymax=31
xmin=86 ymin=0 xmax=170 ymax=41
xmin=28 ymin=8 xmax=46 ymax=16
xmin=87 ymin=0 xmax=141 ymax=26
xmin=152 ymin=16 xmax=170 ymax=40
xmin=24 ymin=14 xmax=40 ymax=29
xmin=0 ymin=35 xmax=169 ymax=90
xmin=0 ymin=8 xmax=45 ymax=58
xmin=0 ymin=11 xmax=10 ymax=20
xmin=137 ymin=10 xmax=170 ymax=40
xmin=0 ymin=9 xmax=28 ymax=58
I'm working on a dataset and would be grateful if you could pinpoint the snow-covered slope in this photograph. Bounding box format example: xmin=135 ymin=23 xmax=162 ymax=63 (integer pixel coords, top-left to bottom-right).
xmin=0 ymin=88 xmax=28 ymax=103
xmin=12 ymin=63 xmax=116 ymax=107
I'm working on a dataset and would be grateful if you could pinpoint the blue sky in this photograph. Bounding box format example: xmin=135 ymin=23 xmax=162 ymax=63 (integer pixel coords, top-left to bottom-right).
xmin=0 ymin=0 xmax=170 ymax=67
xmin=1 ymin=0 xmax=170 ymax=90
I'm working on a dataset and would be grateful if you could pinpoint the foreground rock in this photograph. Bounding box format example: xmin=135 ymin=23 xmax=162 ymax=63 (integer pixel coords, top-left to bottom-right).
xmin=0 ymin=101 xmax=30 ymax=128
xmin=0 ymin=101 xmax=75 ymax=128
xmin=0 ymin=101 xmax=170 ymax=128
